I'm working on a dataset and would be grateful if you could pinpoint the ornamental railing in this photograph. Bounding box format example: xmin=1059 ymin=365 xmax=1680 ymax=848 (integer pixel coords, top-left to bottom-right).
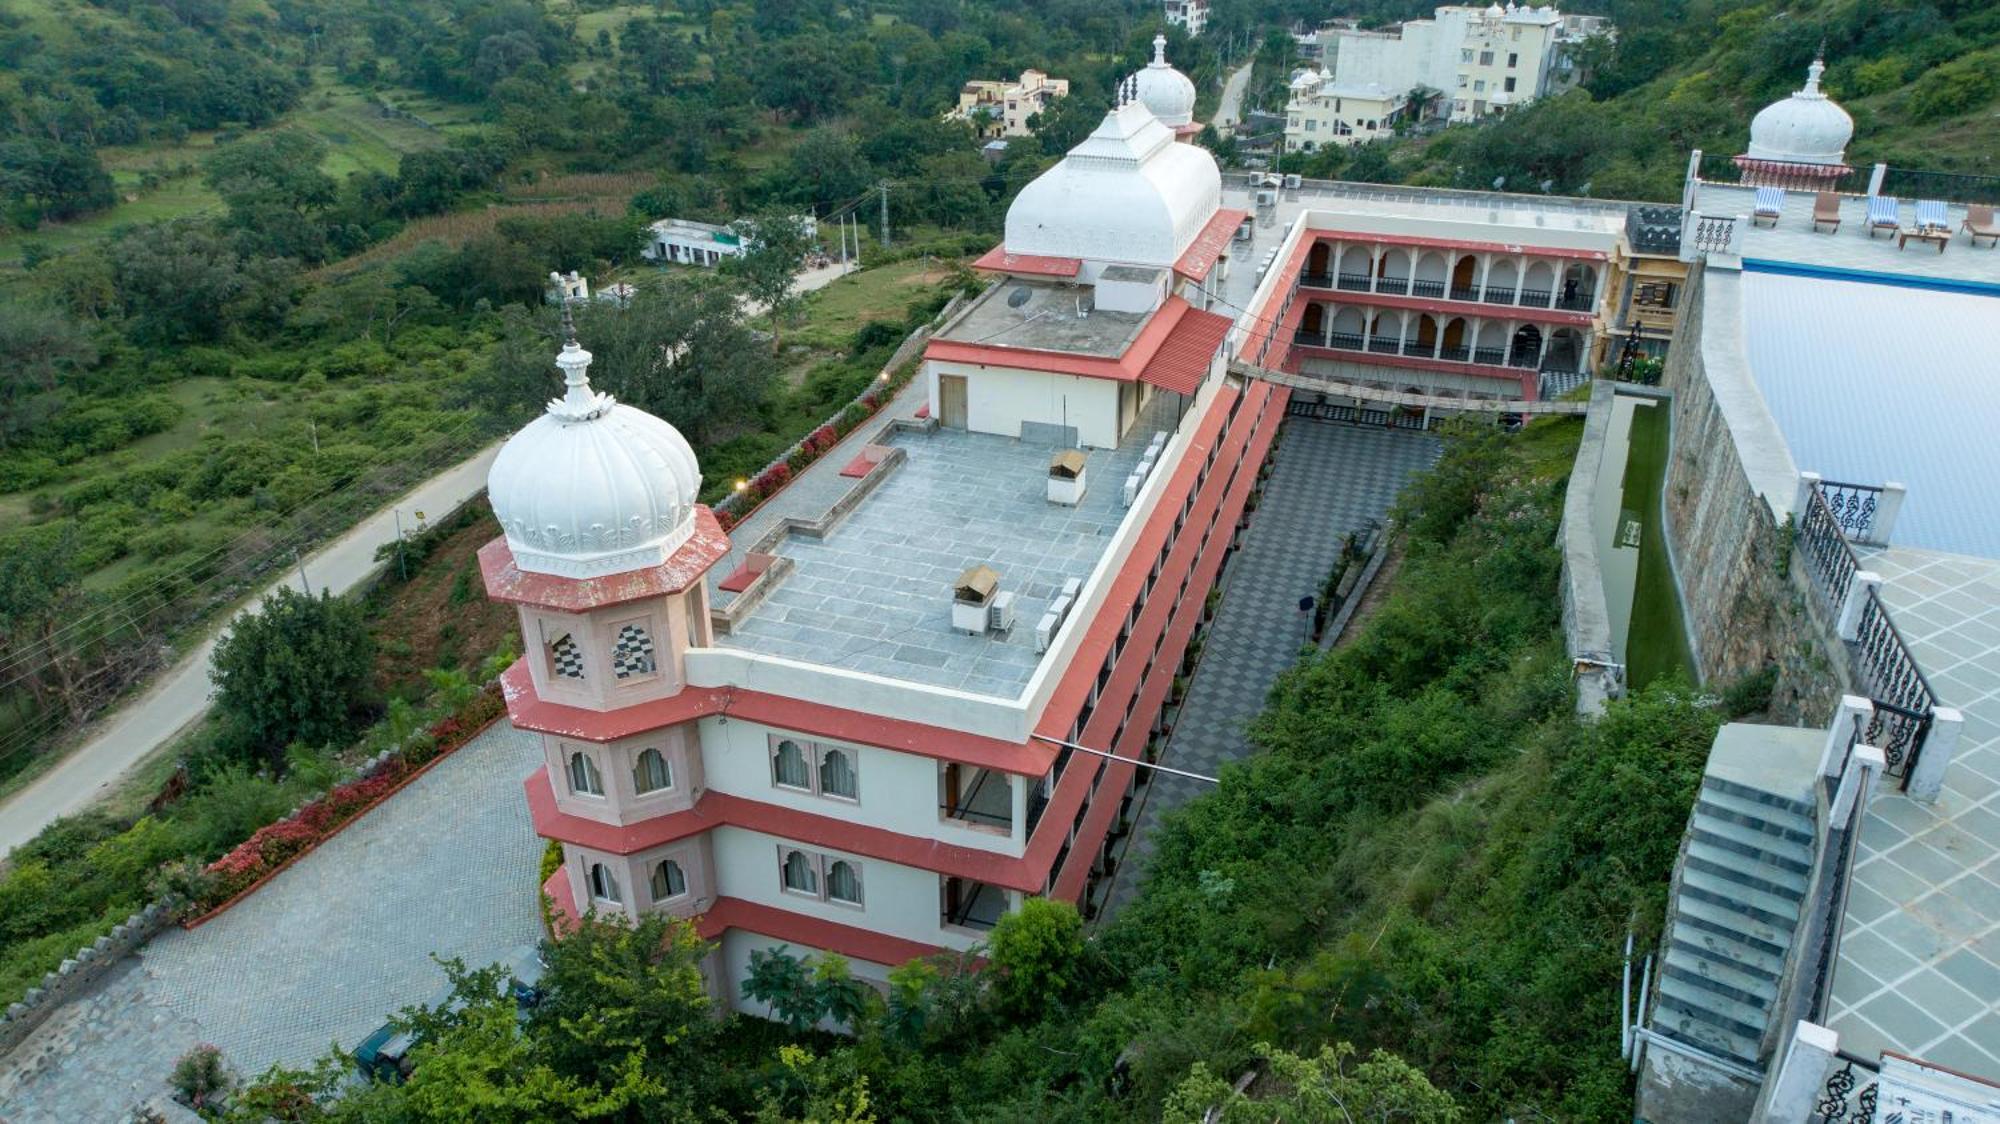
xmin=1689 ymin=213 xmax=1744 ymax=257
xmin=1798 ymin=485 xmax=1862 ymax=607
xmin=1817 ymin=479 xmax=1882 ymax=542
xmin=1815 ymin=1053 xmax=1880 ymax=1124
xmin=1852 ymin=591 xmax=1936 ymax=786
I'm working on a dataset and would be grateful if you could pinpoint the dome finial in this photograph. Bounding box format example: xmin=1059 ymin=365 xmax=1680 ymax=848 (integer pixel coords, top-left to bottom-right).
xmin=1152 ymin=33 xmax=1168 ymax=67
xmin=549 ymin=307 xmax=612 ymax=422
xmin=1803 ymin=47 xmax=1827 ymax=97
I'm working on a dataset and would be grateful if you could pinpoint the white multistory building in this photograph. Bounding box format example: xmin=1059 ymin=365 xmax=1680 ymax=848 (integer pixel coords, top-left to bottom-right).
xmin=1164 ymin=0 xmax=1206 ymax=37
xmin=1283 ymin=69 xmax=1406 ymax=151
xmin=1321 ymin=3 xmax=1609 ymax=125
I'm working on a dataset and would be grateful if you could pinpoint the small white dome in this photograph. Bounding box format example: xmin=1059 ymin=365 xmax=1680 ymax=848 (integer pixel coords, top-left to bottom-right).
xmin=487 ymin=332 xmax=703 ymax=579
xmin=1131 ymin=34 xmax=1197 ymax=129
xmin=1004 ymin=101 xmax=1221 ymax=268
xmin=1746 ymin=58 xmax=1853 ymax=167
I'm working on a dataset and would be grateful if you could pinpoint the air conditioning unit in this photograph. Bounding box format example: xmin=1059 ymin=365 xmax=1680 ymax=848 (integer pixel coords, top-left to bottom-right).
xmin=1123 ymin=471 xmax=1144 ymax=507
xmin=989 ymin=591 xmax=1017 ymax=633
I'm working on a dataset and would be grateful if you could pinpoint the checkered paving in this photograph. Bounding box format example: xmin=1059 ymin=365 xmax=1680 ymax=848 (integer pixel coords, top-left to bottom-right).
xmin=1099 ymin=415 xmax=1441 ymax=921
xmin=612 ymin=623 xmax=656 ymax=679
xmin=550 ymin=632 xmax=585 ymax=679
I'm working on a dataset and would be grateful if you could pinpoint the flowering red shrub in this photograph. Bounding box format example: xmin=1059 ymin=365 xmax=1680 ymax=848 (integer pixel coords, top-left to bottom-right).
xmin=752 ymin=463 xmax=792 ymax=493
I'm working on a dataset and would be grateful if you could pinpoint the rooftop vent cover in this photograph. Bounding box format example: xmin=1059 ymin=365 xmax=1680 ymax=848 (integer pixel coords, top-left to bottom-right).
xmin=1007 ymin=286 xmax=1032 ymax=309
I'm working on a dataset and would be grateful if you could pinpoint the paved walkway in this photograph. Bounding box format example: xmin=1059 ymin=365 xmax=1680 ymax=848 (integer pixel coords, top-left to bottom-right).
xmin=1826 ymin=545 xmax=2000 ymax=1079
xmin=1099 ymin=416 xmax=1440 ymax=919
xmin=0 ymin=722 xmax=544 ymax=1122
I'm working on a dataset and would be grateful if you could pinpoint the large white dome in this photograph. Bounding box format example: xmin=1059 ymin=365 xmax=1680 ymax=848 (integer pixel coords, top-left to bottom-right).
xmin=1131 ymin=34 xmax=1197 ymax=128
xmin=1004 ymin=101 xmax=1221 ymax=268
xmin=488 ymin=333 xmax=703 ymax=579
xmin=1746 ymin=58 xmax=1853 ymax=167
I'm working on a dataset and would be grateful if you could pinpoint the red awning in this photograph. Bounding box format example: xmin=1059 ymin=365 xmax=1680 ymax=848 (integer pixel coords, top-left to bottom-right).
xmin=1173 ymin=208 xmax=1249 ymax=283
xmin=971 ymin=243 xmax=1082 ymax=277
xmin=1139 ymin=305 xmax=1234 ymax=396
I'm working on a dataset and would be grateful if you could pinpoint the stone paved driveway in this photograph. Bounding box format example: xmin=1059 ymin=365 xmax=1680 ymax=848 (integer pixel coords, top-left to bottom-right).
xmin=1099 ymin=416 xmax=1441 ymax=920
xmin=0 ymin=722 xmax=543 ymax=1123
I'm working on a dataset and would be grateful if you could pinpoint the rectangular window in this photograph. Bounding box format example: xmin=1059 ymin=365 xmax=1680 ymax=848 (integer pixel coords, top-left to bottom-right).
xmin=1474 ymin=79 xmax=1486 ymax=92
xmin=1305 ymin=119 xmax=1317 ymax=132
xmin=1508 ymin=52 xmax=1519 ymax=68
xmin=1460 ymin=48 xmax=1472 ymax=62
xmin=1479 ymin=50 xmax=1493 ymax=65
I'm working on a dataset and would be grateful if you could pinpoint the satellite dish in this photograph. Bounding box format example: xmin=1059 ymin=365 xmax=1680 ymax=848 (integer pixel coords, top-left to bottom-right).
xmin=1007 ymin=287 xmax=1032 ymax=309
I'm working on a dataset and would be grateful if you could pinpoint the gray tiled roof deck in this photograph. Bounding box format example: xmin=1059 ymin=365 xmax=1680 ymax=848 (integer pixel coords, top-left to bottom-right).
xmin=1695 ymin=183 xmax=2000 ymax=287
xmin=718 ymin=391 xmax=1187 ymax=697
xmin=1827 ymin=545 xmax=2000 ymax=1080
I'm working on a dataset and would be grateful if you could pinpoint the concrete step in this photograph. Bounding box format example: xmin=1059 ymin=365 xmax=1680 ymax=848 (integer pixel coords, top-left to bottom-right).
xmin=1703 ymin=775 xmax=1814 ymax=820
xmin=1686 ymin=840 xmax=1811 ymax=899
xmin=1650 ymin=1017 xmax=1763 ymax=1071
xmin=1668 ymin=927 xmax=1786 ymax=982
xmin=1695 ymin=788 xmax=1813 ymax=846
xmin=1680 ymin=868 xmax=1805 ymax=930
xmin=1690 ymin=814 xmax=1813 ymax=875
xmin=1663 ymin=944 xmax=1780 ymax=1008
xmin=1656 ymin=973 xmax=1770 ymax=1045
xmin=1672 ymin=896 xmax=1790 ymax=957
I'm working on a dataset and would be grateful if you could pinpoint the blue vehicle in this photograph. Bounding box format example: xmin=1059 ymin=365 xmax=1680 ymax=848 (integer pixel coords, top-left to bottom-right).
xmin=352 ymin=945 xmax=546 ymax=1083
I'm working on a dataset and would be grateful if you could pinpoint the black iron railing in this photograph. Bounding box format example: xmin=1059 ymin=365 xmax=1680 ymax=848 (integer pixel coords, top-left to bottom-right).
xmin=1473 ymin=346 xmax=1505 ymax=365
xmin=1689 ymin=214 xmax=1740 ymax=255
xmin=1818 ymin=479 xmax=1881 ymax=542
xmin=1450 ymin=285 xmax=1481 ymax=301
xmin=1697 ymin=151 xmax=1870 ymax=195
xmin=1294 ymin=328 xmax=1324 ymax=344
xmin=1519 ymin=287 xmax=1552 ymax=306
xmin=1555 ymin=293 xmax=1593 ymax=311
xmin=1336 ymin=272 xmax=1372 ymax=291
xmin=1798 ymin=485 xmax=1861 ymax=607
xmin=1298 ymin=271 xmax=1333 ymax=289
xmin=1439 ymin=345 xmax=1470 ymax=362
xmin=1411 ymin=279 xmax=1445 ymax=298
xmin=1815 ymin=1054 xmax=1880 ymax=1124
xmin=1854 ymin=591 xmax=1937 ymax=785
xmin=1367 ymin=338 xmax=1400 ymax=354
xmin=1880 ymin=166 xmax=2000 ymax=206
xmin=1326 ymin=331 xmax=1364 ymax=350
xmin=1286 ymin=398 xmax=1433 ymax=431
xmin=1484 ymin=286 xmax=1517 ymax=304
xmin=1376 ymin=277 xmax=1411 ymax=295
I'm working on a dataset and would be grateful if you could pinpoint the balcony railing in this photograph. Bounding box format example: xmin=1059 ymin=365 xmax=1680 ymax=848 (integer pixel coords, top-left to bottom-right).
xmin=1336 ymin=272 xmax=1372 ymax=291
xmin=1375 ymin=276 xmax=1411 ymax=295
xmin=1410 ymin=279 xmax=1445 ymax=298
xmin=1519 ymin=287 xmax=1552 ymax=307
xmin=1555 ymin=293 xmax=1592 ymax=311
xmin=1473 ymin=346 xmax=1505 ymax=365
xmin=1438 ymin=344 xmax=1470 ymax=362
xmin=1326 ymin=331 xmax=1364 ymax=350
xmin=1298 ymin=271 xmax=1332 ymax=289
xmin=1449 ymin=285 xmax=1480 ymax=301
xmin=1366 ymin=338 xmax=1399 ymax=354
xmin=1484 ymin=286 xmax=1516 ymax=304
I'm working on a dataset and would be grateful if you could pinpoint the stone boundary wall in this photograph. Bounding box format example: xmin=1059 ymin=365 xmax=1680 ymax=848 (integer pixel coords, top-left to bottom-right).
xmin=0 ymin=901 xmax=176 ymax=1055
xmin=1661 ymin=267 xmax=1845 ymax=724
xmin=1560 ymin=381 xmax=1623 ymax=715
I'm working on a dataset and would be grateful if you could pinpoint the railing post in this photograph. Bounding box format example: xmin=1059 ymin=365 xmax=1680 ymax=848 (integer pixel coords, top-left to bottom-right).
xmin=1867 ymin=163 xmax=1887 ymax=197
xmin=1726 ymin=214 xmax=1747 ymax=256
xmin=1906 ymin=705 xmax=1962 ymax=805
xmin=1684 ymin=149 xmax=1702 ymax=213
xmin=1831 ymin=743 xmax=1887 ymax=828
xmin=1762 ymin=1021 xmax=1841 ymax=1124
xmin=1820 ymin=695 xmax=1875 ymax=786
xmin=1794 ymin=470 xmax=1823 ymax=519
xmin=1864 ymin=481 xmax=1906 ymax=546
xmin=1837 ymin=571 xmax=1882 ymax=641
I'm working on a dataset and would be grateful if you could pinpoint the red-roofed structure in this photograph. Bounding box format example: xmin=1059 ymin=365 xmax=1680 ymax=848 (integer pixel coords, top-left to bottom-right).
xmin=1140 ymin=305 xmax=1234 ymax=396
xmin=970 ymin=244 xmax=1082 ymax=277
xmin=1173 ymin=207 xmax=1248 ymax=283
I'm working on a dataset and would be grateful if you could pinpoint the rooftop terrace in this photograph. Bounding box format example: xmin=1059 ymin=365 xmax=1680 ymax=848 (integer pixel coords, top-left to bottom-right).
xmin=1692 ymin=183 xmax=2000 ymax=288
xmin=716 ymin=391 xmax=1183 ymax=697
xmin=932 ymin=278 xmax=1155 ymax=358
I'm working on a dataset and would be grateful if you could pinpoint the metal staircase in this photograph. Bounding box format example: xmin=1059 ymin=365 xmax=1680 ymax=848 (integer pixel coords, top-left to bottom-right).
xmin=1652 ymin=775 xmax=1816 ymax=1069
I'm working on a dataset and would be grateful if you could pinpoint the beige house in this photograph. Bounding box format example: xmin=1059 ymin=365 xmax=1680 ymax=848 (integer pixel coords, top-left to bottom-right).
xmin=948 ymin=70 xmax=1070 ymax=139
xmin=1323 ymin=3 xmax=1610 ymax=124
xmin=1284 ymin=71 xmax=1406 ymax=151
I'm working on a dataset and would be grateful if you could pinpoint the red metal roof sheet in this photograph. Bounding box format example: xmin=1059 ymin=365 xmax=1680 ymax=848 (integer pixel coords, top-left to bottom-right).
xmin=971 ymin=244 xmax=1083 ymax=277
xmin=1174 ymin=208 xmax=1250 ymax=282
xmin=1139 ymin=305 xmax=1234 ymax=396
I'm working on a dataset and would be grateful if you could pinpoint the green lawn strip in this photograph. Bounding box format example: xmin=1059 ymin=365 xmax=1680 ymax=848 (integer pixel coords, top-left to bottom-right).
xmin=1622 ymin=399 xmax=1696 ymax=689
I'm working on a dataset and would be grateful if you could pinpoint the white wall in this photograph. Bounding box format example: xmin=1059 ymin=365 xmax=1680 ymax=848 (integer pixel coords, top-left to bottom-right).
xmin=720 ymin=930 xmax=893 ymax=1020
xmin=697 ymin=716 xmax=1026 ymax=855
xmin=710 ymin=825 xmax=985 ymax=953
xmin=927 ymin=361 xmax=1124 ymax=448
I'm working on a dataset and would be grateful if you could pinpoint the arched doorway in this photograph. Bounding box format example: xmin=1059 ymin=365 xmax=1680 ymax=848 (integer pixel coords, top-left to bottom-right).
xmin=1412 ymin=314 xmax=1440 ymax=354
xmin=1413 ymin=252 xmax=1449 ymax=298
xmin=1300 ymin=302 xmax=1325 ymax=339
xmin=1451 ymin=255 xmax=1480 ymax=300
xmin=1545 ymin=327 xmax=1584 ymax=372
xmin=1522 ymin=261 xmax=1557 ymax=306
xmin=1330 ymin=306 xmax=1367 ymax=349
xmin=1441 ymin=317 xmax=1469 ymax=360
xmin=1306 ymin=241 xmax=1331 ymax=282
xmin=1509 ymin=324 xmax=1543 ymax=367
xmin=1375 ymin=248 xmax=1412 ymax=294
xmin=1559 ymin=263 xmax=1598 ymax=310
xmin=1485 ymin=259 xmax=1520 ymax=303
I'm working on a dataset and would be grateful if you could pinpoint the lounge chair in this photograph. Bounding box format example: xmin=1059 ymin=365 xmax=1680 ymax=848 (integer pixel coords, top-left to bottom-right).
xmin=1865 ymin=195 xmax=1900 ymax=238
xmin=1966 ymin=204 xmax=2000 ymax=248
xmin=1812 ymin=192 xmax=1841 ymax=233
xmin=1753 ymin=186 xmax=1785 ymax=227
xmin=1915 ymin=199 xmax=1950 ymax=234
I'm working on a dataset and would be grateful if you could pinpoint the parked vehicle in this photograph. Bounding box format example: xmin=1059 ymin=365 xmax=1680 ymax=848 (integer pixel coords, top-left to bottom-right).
xmin=352 ymin=945 xmax=546 ymax=1083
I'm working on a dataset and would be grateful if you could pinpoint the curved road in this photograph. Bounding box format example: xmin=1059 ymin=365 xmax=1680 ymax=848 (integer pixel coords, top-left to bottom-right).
xmin=1214 ymin=59 xmax=1256 ymax=136
xmin=0 ymin=261 xmax=857 ymax=858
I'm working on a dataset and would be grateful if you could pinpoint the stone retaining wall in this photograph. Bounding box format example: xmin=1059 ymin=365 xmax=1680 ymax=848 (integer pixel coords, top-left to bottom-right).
xmin=1661 ymin=268 xmax=1846 ymax=724
xmin=0 ymin=901 xmax=175 ymax=1055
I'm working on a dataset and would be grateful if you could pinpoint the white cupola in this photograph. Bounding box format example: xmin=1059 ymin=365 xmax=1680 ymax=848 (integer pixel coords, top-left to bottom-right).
xmin=487 ymin=316 xmax=703 ymax=579
xmin=1745 ymin=57 xmax=1853 ymax=168
xmin=1131 ymin=34 xmax=1198 ymax=129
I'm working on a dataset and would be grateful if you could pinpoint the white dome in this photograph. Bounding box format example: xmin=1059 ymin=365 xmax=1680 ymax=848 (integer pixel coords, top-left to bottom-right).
xmin=1131 ymin=34 xmax=1197 ymax=128
xmin=487 ymin=333 xmax=703 ymax=579
xmin=1004 ymin=101 xmax=1221 ymax=268
xmin=1746 ymin=59 xmax=1853 ymax=167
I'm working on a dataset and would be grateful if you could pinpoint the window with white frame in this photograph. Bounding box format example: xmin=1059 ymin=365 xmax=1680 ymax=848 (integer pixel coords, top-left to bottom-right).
xmin=610 ymin=620 xmax=657 ymax=680
xmin=776 ymin=846 xmax=863 ymax=908
xmin=651 ymin=858 xmax=687 ymax=902
xmin=779 ymin=848 xmax=819 ymax=896
xmin=589 ymin=862 xmax=621 ymax=904
xmin=632 ymin=747 xmax=672 ymax=795
xmin=568 ymin=750 xmax=604 ymax=797
xmin=768 ymin=736 xmax=860 ymax=801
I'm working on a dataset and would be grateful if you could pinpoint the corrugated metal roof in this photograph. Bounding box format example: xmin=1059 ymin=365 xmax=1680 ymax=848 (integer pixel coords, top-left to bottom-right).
xmin=1140 ymin=304 xmax=1233 ymax=395
xmin=1740 ymin=268 xmax=2000 ymax=559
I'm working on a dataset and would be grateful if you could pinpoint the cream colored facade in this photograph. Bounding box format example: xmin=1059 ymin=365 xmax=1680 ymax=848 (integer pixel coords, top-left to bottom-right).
xmin=1284 ymin=72 xmax=1405 ymax=152
xmin=1323 ymin=4 xmax=1607 ymax=125
xmin=949 ymin=70 xmax=1070 ymax=139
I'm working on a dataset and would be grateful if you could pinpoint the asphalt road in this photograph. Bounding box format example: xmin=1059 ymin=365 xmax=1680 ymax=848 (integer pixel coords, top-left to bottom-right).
xmin=1215 ymin=59 xmax=1255 ymax=136
xmin=0 ymin=260 xmax=859 ymax=859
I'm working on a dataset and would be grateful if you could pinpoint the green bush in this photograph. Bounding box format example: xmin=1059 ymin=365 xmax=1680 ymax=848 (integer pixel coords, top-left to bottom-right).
xmin=1906 ymin=50 xmax=2000 ymax=121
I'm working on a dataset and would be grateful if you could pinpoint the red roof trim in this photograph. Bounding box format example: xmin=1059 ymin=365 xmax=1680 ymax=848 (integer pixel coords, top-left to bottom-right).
xmin=1305 ymin=227 xmax=1610 ymax=262
xmin=1140 ymin=305 xmax=1234 ymax=396
xmin=502 ymin=661 xmax=1052 ymax=776
xmin=1174 ymin=208 xmax=1249 ymax=282
xmin=970 ymin=244 xmax=1082 ymax=277
xmin=696 ymin=897 xmax=945 ymax=968
xmin=923 ymin=294 xmax=1195 ymax=383
xmin=479 ymin=508 xmax=731 ymax=612
xmin=1290 ymin=285 xmax=1596 ymax=327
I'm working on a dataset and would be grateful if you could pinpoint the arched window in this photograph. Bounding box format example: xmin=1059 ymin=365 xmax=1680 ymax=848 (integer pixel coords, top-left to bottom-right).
xmin=568 ymin=750 xmax=603 ymax=797
xmin=826 ymin=860 xmax=862 ymax=906
xmin=780 ymin=849 xmax=817 ymax=895
xmin=650 ymin=859 xmax=686 ymax=902
xmin=589 ymin=862 xmax=621 ymax=904
xmin=818 ymin=748 xmax=858 ymax=800
xmin=632 ymin=748 xmax=672 ymax=795
xmin=611 ymin=622 xmax=656 ymax=680
xmin=772 ymin=740 xmax=811 ymax=789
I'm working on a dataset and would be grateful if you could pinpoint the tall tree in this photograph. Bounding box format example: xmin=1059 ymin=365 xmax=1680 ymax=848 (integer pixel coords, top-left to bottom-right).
xmin=724 ymin=211 xmax=816 ymax=354
xmin=209 ymin=586 xmax=374 ymax=768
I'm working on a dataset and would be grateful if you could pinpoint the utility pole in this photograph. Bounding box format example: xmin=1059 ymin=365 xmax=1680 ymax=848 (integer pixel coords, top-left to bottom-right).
xmin=294 ymin=548 xmax=312 ymax=595
xmin=878 ymin=181 xmax=891 ymax=249
xmin=393 ymin=508 xmax=408 ymax=582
